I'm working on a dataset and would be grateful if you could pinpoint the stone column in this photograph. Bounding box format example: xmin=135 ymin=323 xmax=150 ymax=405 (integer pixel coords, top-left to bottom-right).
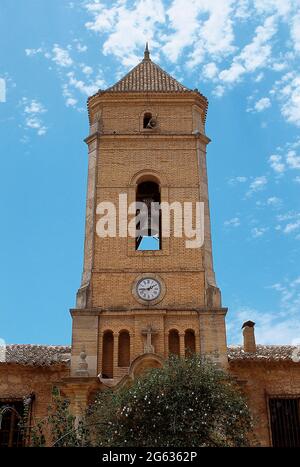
xmin=179 ymin=333 xmax=185 ymax=358
xmin=195 ymin=331 xmax=201 ymax=354
xmin=98 ymin=332 xmax=103 ymax=376
xmin=164 ymin=332 xmax=169 ymax=358
xmin=129 ymin=332 xmax=134 ymax=365
xmin=113 ymin=332 xmax=119 ymax=377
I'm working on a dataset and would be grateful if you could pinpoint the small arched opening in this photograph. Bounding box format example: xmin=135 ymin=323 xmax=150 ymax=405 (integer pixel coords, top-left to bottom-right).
xmin=136 ymin=180 xmax=161 ymax=250
xmin=143 ymin=112 xmax=153 ymax=128
xmin=184 ymin=329 xmax=196 ymax=357
xmin=102 ymin=330 xmax=114 ymax=379
xmin=168 ymin=329 xmax=180 ymax=356
xmin=118 ymin=330 xmax=130 ymax=367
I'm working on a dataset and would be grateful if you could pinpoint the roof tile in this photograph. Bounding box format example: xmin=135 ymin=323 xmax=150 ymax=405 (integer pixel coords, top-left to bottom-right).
xmin=1 ymin=344 xmax=71 ymax=366
xmin=1 ymin=344 xmax=298 ymax=367
xmin=105 ymin=57 xmax=190 ymax=93
xmin=228 ymin=344 xmax=298 ymax=362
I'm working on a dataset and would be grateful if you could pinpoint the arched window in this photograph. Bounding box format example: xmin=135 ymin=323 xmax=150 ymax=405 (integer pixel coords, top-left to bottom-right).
xmin=169 ymin=329 xmax=180 ymax=356
xmin=118 ymin=330 xmax=130 ymax=367
xmin=136 ymin=180 xmax=161 ymax=250
xmin=102 ymin=330 xmax=114 ymax=378
xmin=184 ymin=329 xmax=196 ymax=356
xmin=143 ymin=112 xmax=153 ymax=128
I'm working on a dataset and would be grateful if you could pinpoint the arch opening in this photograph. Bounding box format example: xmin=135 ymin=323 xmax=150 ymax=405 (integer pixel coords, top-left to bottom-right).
xmin=118 ymin=330 xmax=130 ymax=367
xmin=168 ymin=329 xmax=180 ymax=356
xmin=102 ymin=331 xmax=114 ymax=379
xmin=136 ymin=180 xmax=161 ymax=251
xmin=143 ymin=112 xmax=153 ymax=128
xmin=184 ymin=329 xmax=196 ymax=357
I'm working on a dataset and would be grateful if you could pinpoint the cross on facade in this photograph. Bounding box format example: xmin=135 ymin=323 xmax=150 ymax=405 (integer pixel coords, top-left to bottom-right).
xmin=141 ymin=325 xmax=157 ymax=354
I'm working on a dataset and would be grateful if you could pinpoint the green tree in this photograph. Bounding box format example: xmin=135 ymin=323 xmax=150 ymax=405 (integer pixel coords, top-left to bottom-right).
xmin=30 ymin=387 xmax=91 ymax=447
xmin=89 ymin=355 xmax=254 ymax=447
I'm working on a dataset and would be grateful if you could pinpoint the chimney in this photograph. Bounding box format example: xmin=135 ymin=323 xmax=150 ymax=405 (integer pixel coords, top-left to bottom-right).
xmin=242 ymin=321 xmax=256 ymax=353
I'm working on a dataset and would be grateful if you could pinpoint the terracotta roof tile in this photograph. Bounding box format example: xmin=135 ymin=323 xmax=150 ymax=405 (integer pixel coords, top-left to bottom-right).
xmin=1 ymin=344 xmax=299 ymax=367
xmin=228 ymin=345 xmax=298 ymax=362
xmin=0 ymin=344 xmax=71 ymax=366
xmin=105 ymin=57 xmax=190 ymax=93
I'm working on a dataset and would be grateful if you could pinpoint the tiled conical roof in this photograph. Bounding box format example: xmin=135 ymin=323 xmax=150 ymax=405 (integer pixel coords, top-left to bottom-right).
xmin=105 ymin=44 xmax=190 ymax=93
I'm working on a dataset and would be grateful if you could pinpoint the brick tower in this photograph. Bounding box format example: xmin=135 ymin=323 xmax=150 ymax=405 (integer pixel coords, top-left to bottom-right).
xmin=68 ymin=45 xmax=227 ymax=398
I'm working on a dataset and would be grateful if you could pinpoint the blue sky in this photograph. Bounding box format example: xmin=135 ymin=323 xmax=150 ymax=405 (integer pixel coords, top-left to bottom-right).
xmin=0 ymin=0 xmax=300 ymax=346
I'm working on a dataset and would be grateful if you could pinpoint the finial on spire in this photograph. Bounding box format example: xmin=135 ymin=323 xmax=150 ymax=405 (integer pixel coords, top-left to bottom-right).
xmin=144 ymin=42 xmax=150 ymax=60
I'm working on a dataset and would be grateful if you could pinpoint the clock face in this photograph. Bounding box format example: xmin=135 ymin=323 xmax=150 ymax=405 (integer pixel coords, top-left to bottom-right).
xmin=137 ymin=277 xmax=161 ymax=301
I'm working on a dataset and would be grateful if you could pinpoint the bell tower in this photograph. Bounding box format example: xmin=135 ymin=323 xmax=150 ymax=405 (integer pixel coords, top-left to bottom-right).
xmin=70 ymin=46 xmax=228 ymax=386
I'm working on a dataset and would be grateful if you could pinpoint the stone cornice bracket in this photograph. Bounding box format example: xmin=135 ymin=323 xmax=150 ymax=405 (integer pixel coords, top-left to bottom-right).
xmin=84 ymin=131 xmax=101 ymax=145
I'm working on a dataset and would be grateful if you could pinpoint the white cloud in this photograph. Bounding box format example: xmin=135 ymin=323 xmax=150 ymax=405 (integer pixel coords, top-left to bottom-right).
xmin=62 ymin=84 xmax=78 ymax=108
xmin=247 ymin=96 xmax=272 ymax=113
xmin=267 ymin=196 xmax=282 ymax=207
xmin=84 ymin=0 xmax=237 ymax=67
xmin=253 ymin=0 xmax=293 ymax=17
xmin=66 ymin=97 xmax=78 ymax=107
xmin=82 ymin=0 xmax=300 ymax=133
xmin=269 ymin=145 xmax=300 ymax=174
xmin=25 ymin=40 xmax=107 ymax=108
xmin=25 ymin=118 xmax=47 ymax=136
xmin=76 ymin=43 xmax=88 ymax=53
xmin=286 ymin=150 xmax=300 ymax=169
xmin=294 ymin=176 xmax=300 ymax=184
xmin=85 ymin=0 xmax=166 ymax=67
xmin=291 ymin=13 xmax=300 ymax=53
xmin=20 ymin=98 xmax=47 ymax=136
xmin=52 ymin=44 xmax=73 ymax=67
xmin=25 ymin=47 xmax=43 ymax=56
xmin=228 ymin=305 xmax=300 ymax=345
xmin=277 ymin=211 xmax=300 ymax=222
xmin=246 ymin=176 xmax=268 ymax=196
xmin=219 ymin=15 xmax=277 ymax=84
xmin=275 ymin=211 xmax=300 ymax=236
xmin=254 ymin=72 xmax=264 ymax=82
xmin=272 ymin=62 xmax=287 ymax=72
xmin=228 ymin=274 xmax=300 ymax=344
xmin=81 ymin=65 xmax=93 ymax=76
xmin=224 ymin=217 xmax=240 ymax=228
xmin=228 ymin=176 xmax=247 ymax=185
xmin=219 ymin=62 xmax=245 ymax=83
xmin=24 ymin=100 xmax=46 ymax=114
xmin=66 ymin=71 xmax=106 ymax=96
xmin=269 ymin=154 xmax=285 ymax=173
xmin=202 ymin=62 xmax=218 ymax=80
xmin=184 ymin=0 xmax=236 ymax=68
xmin=251 ymin=226 xmax=268 ymax=238
xmin=212 ymin=85 xmax=225 ymax=97
xmin=254 ymin=97 xmax=271 ymax=112
xmin=272 ymin=72 xmax=300 ymax=127
xmin=283 ymin=220 xmax=300 ymax=234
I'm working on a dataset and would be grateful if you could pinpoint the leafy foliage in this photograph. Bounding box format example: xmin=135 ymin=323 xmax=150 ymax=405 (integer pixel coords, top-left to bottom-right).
xmin=89 ymin=356 xmax=253 ymax=447
xmin=30 ymin=387 xmax=90 ymax=447
xmin=28 ymin=357 xmax=254 ymax=447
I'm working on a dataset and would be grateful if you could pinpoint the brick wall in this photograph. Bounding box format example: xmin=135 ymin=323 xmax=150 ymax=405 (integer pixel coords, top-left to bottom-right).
xmin=230 ymin=360 xmax=300 ymax=446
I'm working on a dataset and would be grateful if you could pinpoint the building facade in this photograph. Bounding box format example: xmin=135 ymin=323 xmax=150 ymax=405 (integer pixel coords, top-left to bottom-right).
xmin=0 ymin=47 xmax=300 ymax=447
